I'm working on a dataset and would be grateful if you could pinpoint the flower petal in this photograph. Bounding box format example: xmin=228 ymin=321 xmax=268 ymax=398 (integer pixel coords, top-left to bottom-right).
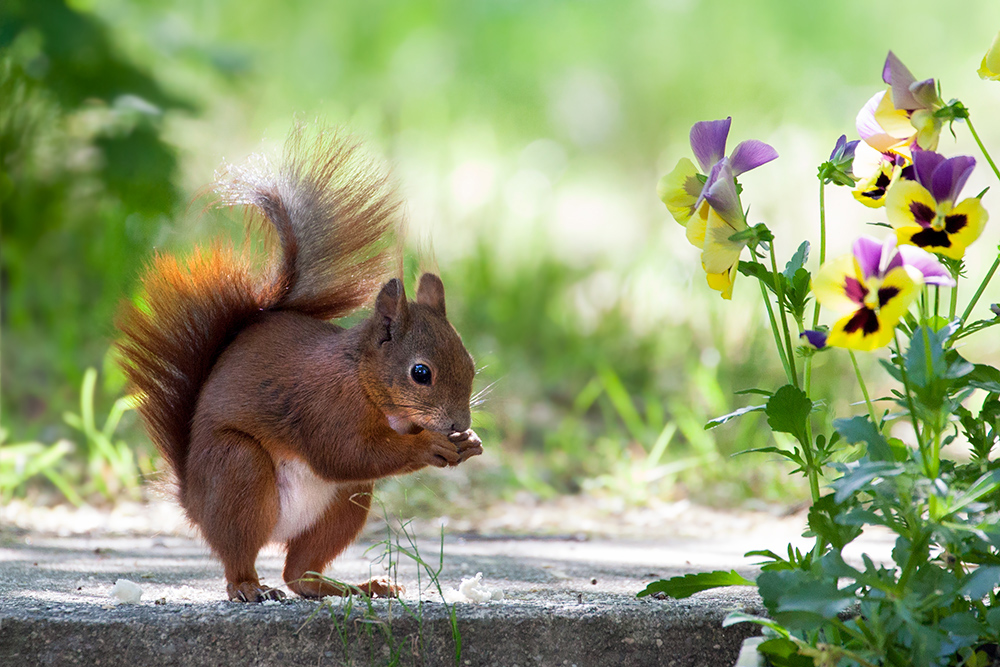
xmin=685 ymin=203 xmax=709 ymax=248
xmin=901 ymin=197 xmax=989 ymax=260
xmin=873 ymin=87 xmax=917 ymax=140
xmin=657 ymin=158 xmax=704 ymax=225
xmin=909 ymin=79 xmax=939 ymax=110
xmin=800 ymin=330 xmax=828 ymax=350
xmin=911 ymin=149 xmax=947 ymax=192
xmin=895 ymin=245 xmax=956 ymax=287
xmin=883 ymin=51 xmax=921 ymax=111
xmin=729 ymin=140 xmax=779 ymax=176
xmin=979 ymin=31 xmax=1000 ymax=81
xmin=812 ymin=254 xmax=863 ymax=314
xmin=705 ymin=261 xmax=739 ymax=300
xmin=852 ymin=235 xmax=885 ymax=281
xmin=702 ymin=161 xmax=744 ymax=226
xmin=852 ymin=159 xmax=895 ymax=208
xmin=825 ymin=264 xmax=921 ymax=351
xmin=885 ymin=178 xmax=938 ymax=230
xmin=930 ymin=154 xmax=975 ymax=204
xmin=701 ymin=206 xmax=746 ymax=274
xmin=689 ymin=118 xmax=731 ymax=173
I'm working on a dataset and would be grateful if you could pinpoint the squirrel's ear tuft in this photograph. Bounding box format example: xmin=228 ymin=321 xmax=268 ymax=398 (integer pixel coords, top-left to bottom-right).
xmin=375 ymin=278 xmax=407 ymax=342
xmin=416 ymin=273 xmax=446 ymax=316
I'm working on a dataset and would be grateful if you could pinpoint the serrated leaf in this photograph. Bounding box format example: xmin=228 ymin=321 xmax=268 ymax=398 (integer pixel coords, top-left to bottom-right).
xmin=783 ymin=241 xmax=810 ymax=282
xmin=830 ymin=460 xmax=905 ymax=504
xmin=637 ymin=570 xmax=754 ymax=599
xmin=766 ymin=385 xmax=813 ymax=445
xmin=738 ymin=260 xmax=776 ymax=293
xmin=959 ymin=565 xmax=1000 ymax=600
xmin=756 ymin=568 xmax=856 ymax=630
xmin=967 ymin=364 xmax=1000 ymax=393
xmin=705 ymin=404 xmax=766 ymax=429
xmin=833 ymin=415 xmax=894 ymax=462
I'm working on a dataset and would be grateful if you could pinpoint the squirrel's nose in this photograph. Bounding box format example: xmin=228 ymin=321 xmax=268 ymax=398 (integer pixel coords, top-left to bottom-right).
xmin=450 ymin=415 xmax=471 ymax=432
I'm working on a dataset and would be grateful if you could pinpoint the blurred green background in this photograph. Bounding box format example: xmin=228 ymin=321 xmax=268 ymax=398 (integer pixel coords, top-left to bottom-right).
xmin=3 ymin=0 xmax=1000 ymax=512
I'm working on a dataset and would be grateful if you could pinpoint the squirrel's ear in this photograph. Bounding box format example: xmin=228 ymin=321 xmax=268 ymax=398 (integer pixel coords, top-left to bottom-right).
xmin=416 ymin=273 xmax=446 ymax=316
xmin=375 ymin=278 xmax=408 ymax=341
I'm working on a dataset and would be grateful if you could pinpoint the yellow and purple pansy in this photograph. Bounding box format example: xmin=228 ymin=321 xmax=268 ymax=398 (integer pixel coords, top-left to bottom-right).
xmin=857 ymin=52 xmax=943 ymax=154
xmin=884 ymin=150 xmax=988 ymax=259
xmin=811 ymin=235 xmax=954 ymax=351
xmin=658 ymin=118 xmax=778 ymax=299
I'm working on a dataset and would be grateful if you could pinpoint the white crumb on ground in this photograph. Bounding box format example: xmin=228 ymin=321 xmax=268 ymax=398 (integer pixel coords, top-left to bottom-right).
xmin=110 ymin=579 xmax=143 ymax=603
xmin=444 ymin=572 xmax=504 ymax=603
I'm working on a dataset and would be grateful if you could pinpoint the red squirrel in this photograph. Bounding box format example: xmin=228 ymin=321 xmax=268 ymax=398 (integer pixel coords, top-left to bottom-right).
xmin=116 ymin=127 xmax=483 ymax=602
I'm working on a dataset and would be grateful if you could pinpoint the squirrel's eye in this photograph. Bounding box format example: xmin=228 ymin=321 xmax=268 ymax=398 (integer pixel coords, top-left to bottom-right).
xmin=410 ymin=363 xmax=432 ymax=385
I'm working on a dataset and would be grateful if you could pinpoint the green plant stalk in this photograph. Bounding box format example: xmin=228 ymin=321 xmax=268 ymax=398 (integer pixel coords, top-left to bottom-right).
xmin=949 ymin=278 xmax=958 ymax=322
xmin=768 ymin=243 xmax=799 ymax=388
xmin=957 ymin=251 xmax=1000 ymax=329
xmin=966 ymin=116 xmax=1000 ymax=184
xmin=849 ymin=351 xmax=880 ymax=428
xmin=804 ymin=180 xmax=827 ymax=403
xmin=892 ymin=329 xmax=937 ymax=521
xmin=753 ymin=256 xmax=794 ymax=384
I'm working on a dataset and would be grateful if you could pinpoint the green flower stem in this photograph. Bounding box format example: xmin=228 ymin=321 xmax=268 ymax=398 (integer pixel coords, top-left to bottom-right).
xmin=958 ymin=251 xmax=1000 ymax=329
xmin=949 ymin=279 xmax=958 ymax=322
xmin=893 ymin=331 xmax=929 ymax=471
xmin=753 ymin=255 xmax=794 ymax=384
xmin=849 ymin=351 xmax=880 ymax=428
xmin=805 ymin=181 xmax=827 ymax=400
xmin=817 ymin=180 xmax=827 ymax=267
xmin=769 ymin=243 xmax=799 ymax=389
xmin=966 ymin=116 xmax=1000 ymax=185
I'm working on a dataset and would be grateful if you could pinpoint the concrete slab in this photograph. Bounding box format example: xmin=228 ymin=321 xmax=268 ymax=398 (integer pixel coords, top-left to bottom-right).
xmin=0 ymin=500 xmax=894 ymax=667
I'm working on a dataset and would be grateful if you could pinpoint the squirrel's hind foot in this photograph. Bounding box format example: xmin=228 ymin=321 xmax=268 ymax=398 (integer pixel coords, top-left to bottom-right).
xmin=227 ymin=582 xmax=287 ymax=603
xmin=288 ymin=575 xmax=403 ymax=599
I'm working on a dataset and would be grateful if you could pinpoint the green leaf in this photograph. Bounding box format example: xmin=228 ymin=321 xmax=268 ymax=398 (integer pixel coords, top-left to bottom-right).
xmin=967 ymin=364 xmax=1000 ymax=393
xmin=782 ymin=241 xmax=809 ymax=282
xmin=734 ymin=388 xmax=774 ymax=397
xmin=756 ymin=568 xmax=856 ymax=630
xmin=766 ymin=385 xmax=812 ymax=446
xmin=806 ymin=494 xmax=862 ymax=550
xmin=738 ymin=260 xmax=776 ymax=293
xmin=830 ymin=460 xmax=905 ymax=504
xmin=959 ymin=566 xmax=1000 ymax=600
xmin=757 ymin=638 xmax=814 ymax=667
xmin=637 ymin=570 xmax=754 ymax=599
xmin=833 ymin=415 xmax=894 ymax=462
xmin=705 ymin=404 xmax=766 ymax=429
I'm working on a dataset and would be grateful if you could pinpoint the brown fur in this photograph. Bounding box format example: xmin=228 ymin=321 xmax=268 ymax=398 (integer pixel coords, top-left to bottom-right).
xmin=116 ymin=127 xmax=481 ymax=602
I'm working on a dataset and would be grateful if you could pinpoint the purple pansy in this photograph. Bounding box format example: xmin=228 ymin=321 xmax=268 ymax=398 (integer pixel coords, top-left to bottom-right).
xmin=690 ymin=118 xmax=778 ymax=212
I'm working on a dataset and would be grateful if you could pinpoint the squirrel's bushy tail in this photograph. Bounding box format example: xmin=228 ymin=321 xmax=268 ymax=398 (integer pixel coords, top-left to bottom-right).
xmin=116 ymin=127 xmax=400 ymax=477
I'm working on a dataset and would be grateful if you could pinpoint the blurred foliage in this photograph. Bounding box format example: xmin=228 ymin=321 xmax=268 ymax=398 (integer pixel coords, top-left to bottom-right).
xmin=2 ymin=0 xmax=998 ymax=509
xmin=1 ymin=0 xmax=192 ymax=442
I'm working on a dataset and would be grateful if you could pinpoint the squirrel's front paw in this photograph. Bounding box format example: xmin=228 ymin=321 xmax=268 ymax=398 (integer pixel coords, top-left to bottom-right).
xmin=448 ymin=429 xmax=483 ymax=464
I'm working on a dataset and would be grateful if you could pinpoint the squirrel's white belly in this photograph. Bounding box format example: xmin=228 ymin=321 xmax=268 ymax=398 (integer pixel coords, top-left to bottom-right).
xmin=271 ymin=457 xmax=341 ymax=543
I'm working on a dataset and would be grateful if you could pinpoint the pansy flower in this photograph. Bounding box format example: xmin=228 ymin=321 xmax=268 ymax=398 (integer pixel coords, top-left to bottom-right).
xmin=658 ymin=117 xmax=777 ymax=247
xmin=885 ymin=150 xmax=988 ymax=259
xmin=658 ymin=118 xmax=777 ymax=299
xmin=857 ymin=52 xmax=943 ymax=154
xmin=979 ymin=31 xmax=1000 ymax=81
xmin=699 ymin=161 xmax=749 ymax=299
xmin=851 ymin=146 xmax=912 ymax=208
xmin=812 ymin=235 xmax=954 ymax=351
